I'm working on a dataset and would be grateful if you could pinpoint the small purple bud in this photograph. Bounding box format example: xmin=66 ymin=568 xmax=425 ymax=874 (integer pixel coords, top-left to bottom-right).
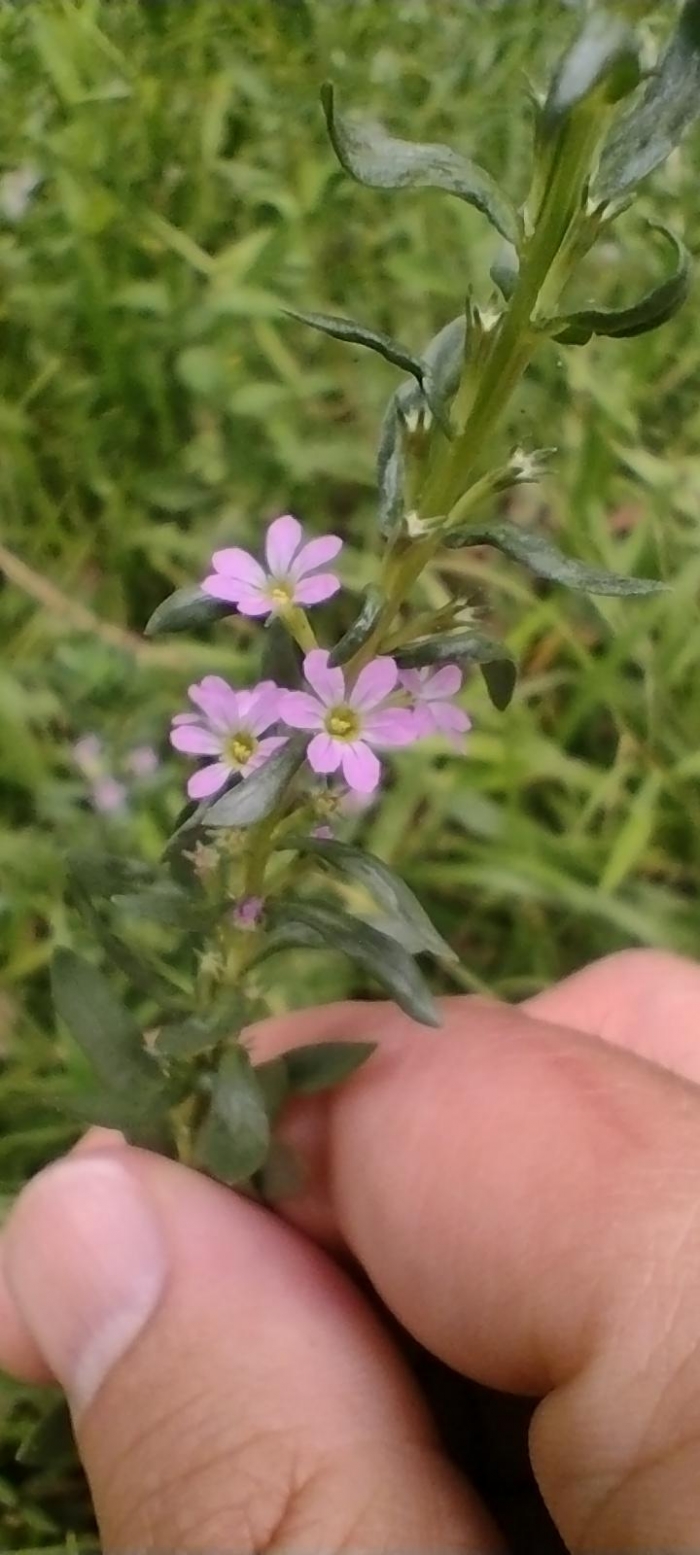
xmin=231 ymin=895 xmax=264 ymax=931
xmin=312 ymin=825 xmax=334 ymax=840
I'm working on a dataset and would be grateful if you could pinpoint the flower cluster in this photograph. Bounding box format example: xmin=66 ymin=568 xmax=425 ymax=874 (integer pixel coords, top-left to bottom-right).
xmin=170 ymin=518 xmax=471 ymax=801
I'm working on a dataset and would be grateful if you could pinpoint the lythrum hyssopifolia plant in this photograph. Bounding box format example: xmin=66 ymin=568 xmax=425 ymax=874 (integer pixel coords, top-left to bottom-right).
xmin=51 ymin=4 xmax=700 ymax=1191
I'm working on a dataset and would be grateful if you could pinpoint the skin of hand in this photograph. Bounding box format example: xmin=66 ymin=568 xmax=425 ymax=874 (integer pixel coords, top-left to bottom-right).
xmin=2 ymin=949 xmax=700 ymax=1552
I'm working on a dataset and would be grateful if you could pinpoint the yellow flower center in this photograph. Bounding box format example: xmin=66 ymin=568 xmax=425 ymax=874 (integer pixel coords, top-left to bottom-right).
xmin=269 ymin=581 xmax=293 ymax=607
xmin=225 ymin=732 xmax=257 ymax=768
xmin=325 ymin=705 xmax=360 ymax=742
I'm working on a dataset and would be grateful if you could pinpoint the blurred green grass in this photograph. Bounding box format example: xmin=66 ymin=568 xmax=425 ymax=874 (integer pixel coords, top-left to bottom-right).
xmin=0 ymin=0 xmax=699 ymax=1543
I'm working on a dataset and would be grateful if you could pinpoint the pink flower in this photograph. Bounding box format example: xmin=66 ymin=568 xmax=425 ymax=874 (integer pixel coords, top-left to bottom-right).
xmin=281 ymin=650 xmax=416 ymax=794
xmin=170 ymin=676 xmax=287 ymax=800
xmin=400 ymin=664 xmax=472 ymax=743
xmin=202 ymin=514 xmax=342 ymax=618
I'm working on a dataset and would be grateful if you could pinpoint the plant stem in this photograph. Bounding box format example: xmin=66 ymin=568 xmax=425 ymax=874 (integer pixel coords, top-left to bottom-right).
xmin=282 ymin=605 xmax=317 ymax=652
xmin=419 ymin=114 xmax=604 ymax=520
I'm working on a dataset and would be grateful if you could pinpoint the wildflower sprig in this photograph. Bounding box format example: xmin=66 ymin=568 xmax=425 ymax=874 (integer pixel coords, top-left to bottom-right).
xmin=51 ymin=5 xmax=700 ymax=1191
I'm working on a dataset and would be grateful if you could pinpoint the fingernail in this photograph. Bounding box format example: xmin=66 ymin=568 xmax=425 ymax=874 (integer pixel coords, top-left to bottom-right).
xmin=3 ymin=1156 xmax=167 ymax=1415
xmin=72 ymin=1126 xmax=127 ymax=1156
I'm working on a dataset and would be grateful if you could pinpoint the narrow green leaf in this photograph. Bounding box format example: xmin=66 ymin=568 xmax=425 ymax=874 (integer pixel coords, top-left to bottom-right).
xmin=376 ymin=396 xmax=406 ymax=538
xmin=491 ymin=243 xmax=519 ymax=301
xmin=375 ymin=313 xmax=467 ymax=537
xmin=62 ymin=1085 xmax=175 ymax=1152
xmin=284 ymin=305 xmax=426 ymax=386
xmin=553 ymin=228 xmax=690 ymax=344
xmin=322 ymin=82 xmax=520 ymax=245
xmin=330 ymin=587 xmax=385 ymax=665
xmin=255 ymin=1139 xmax=306 ymax=1201
xmin=195 ymin=1047 xmax=270 ymax=1185
xmin=600 ymin=772 xmax=662 ymax=893
xmin=70 ymin=891 xmax=176 ymax=1003
xmin=155 ymin=996 xmax=247 ymax=1060
xmin=145 ymin=584 xmax=233 ymax=637
xmin=284 ymin=1040 xmax=376 ymax=1095
xmin=450 ymin=521 xmax=667 ymax=597
xmin=254 ymin=1055 xmax=291 ymax=1121
xmin=291 ymin=836 xmax=457 ymax=961
xmin=261 ymin=618 xmax=302 ymax=688
xmin=111 ymin=882 xmax=211 ymax=930
xmin=17 ymin=1399 xmax=74 ymax=1468
xmin=204 ymin=738 xmax=305 ymax=828
xmin=419 ymin=318 xmax=467 ymax=436
xmin=264 ymin=899 xmax=442 ymax=1027
xmin=544 ymin=14 xmax=641 ymax=125
xmin=51 ymin=949 xmax=158 ymax=1092
xmin=422 ymin=314 xmax=468 ymax=393
xmin=68 ymin=851 xmax=154 ymax=899
xmin=395 ymin=630 xmax=517 ymax=712
xmin=597 ymin=0 xmax=700 ymax=201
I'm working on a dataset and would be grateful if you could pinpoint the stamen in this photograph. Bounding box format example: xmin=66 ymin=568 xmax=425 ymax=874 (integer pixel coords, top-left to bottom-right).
xmin=326 ymin=705 xmax=360 ymax=742
xmin=225 ymin=732 xmax=257 ymax=767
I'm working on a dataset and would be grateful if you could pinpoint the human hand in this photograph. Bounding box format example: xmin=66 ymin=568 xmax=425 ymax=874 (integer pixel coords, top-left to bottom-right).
xmin=2 ymin=948 xmax=700 ymax=1552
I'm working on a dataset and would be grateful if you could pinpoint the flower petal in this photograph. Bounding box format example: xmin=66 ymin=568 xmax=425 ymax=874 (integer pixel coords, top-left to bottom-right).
xmin=431 ymin=703 xmax=472 ymax=736
xmin=265 ymin=514 xmax=302 ymax=576
xmin=247 ymin=735 xmax=288 ymax=771
xmin=211 ymin=548 xmax=266 ymax=588
xmin=170 ymin=725 xmax=222 ymax=756
xmin=293 ymin=573 xmax=341 ymax=606
xmin=281 ymin=690 xmax=325 ymax=730
xmin=349 ymin=656 xmax=398 ymax=711
xmin=188 ymin=676 xmax=240 ymax=731
xmin=307 ymin=732 xmax=343 ymax=774
xmin=247 ymin=684 xmax=283 ymax=735
xmin=303 ymin=649 xmax=345 ymax=707
xmin=422 ymin=664 xmax=463 ymax=700
xmin=291 ymin=534 xmax=343 ymax=578
xmin=341 ymin=740 xmax=381 ymax=793
xmin=398 ymin=669 xmax=425 ymax=697
xmin=187 ymin=761 xmax=231 ymax=799
xmin=235 ymin=592 xmax=274 ymax=618
xmin=202 ymin=575 xmax=248 ymax=605
xmin=362 ymin=708 xmax=418 ymax=746
xmin=411 ymin=706 xmax=437 ymax=738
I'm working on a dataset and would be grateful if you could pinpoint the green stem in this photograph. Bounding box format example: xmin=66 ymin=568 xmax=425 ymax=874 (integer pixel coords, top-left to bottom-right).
xmin=347 ymin=536 xmax=439 ymax=672
xmin=281 ymin=605 xmax=317 ymax=652
xmin=419 ymin=113 xmax=603 ymax=520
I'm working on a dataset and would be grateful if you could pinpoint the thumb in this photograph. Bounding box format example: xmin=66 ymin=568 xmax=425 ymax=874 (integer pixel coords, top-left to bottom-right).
xmin=0 ymin=1143 xmax=497 ymax=1554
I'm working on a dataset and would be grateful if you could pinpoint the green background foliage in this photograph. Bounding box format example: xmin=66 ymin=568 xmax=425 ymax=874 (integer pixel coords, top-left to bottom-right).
xmin=0 ymin=1 xmax=699 ymax=1544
